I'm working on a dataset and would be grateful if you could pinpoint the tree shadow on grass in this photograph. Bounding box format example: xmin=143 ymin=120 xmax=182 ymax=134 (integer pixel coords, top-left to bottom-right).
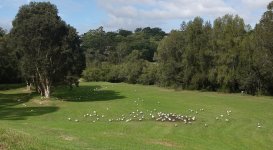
xmin=52 ymin=85 xmax=126 ymax=102
xmin=0 ymin=92 xmax=59 ymax=120
xmin=0 ymin=84 xmax=25 ymax=91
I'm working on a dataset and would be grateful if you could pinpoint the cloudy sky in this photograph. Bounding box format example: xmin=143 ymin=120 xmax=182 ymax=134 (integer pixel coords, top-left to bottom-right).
xmin=0 ymin=0 xmax=271 ymax=34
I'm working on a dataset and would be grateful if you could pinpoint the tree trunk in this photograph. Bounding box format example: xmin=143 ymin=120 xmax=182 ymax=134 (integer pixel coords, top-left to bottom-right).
xmin=33 ymin=75 xmax=39 ymax=93
xmin=26 ymin=84 xmax=31 ymax=91
xmin=35 ymin=66 xmax=52 ymax=99
xmin=26 ymin=79 xmax=31 ymax=91
xmin=44 ymin=85 xmax=50 ymax=98
xmin=43 ymin=78 xmax=51 ymax=99
xmin=39 ymin=83 xmax=44 ymax=97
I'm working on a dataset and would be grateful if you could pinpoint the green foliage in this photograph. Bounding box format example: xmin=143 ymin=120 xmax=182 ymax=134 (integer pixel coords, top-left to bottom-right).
xmin=0 ymin=27 xmax=6 ymax=37
xmin=123 ymin=51 xmax=146 ymax=83
xmin=83 ymin=57 xmax=145 ymax=84
xmin=118 ymin=29 xmax=132 ymax=37
xmin=106 ymin=64 xmax=126 ymax=82
xmin=82 ymin=26 xmax=112 ymax=66
xmin=81 ymin=26 xmax=166 ymax=86
xmin=212 ymin=15 xmax=246 ymax=92
xmin=81 ymin=0 xmax=273 ymax=95
xmin=253 ymin=1 xmax=273 ymax=94
xmin=138 ymin=62 xmax=159 ymax=85
xmin=155 ymin=11 xmax=273 ymax=95
xmin=0 ymin=29 xmax=21 ymax=83
xmin=82 ymin=63 xmax=112 ymax=82
xmin=10 ymin=2 xmax=85 ymax=98
xmin=156 ymin=30 xmax=185 ymax=87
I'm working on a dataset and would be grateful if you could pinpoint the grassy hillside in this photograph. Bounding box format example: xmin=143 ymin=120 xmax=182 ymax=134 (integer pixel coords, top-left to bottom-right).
xmin=0 ymin=82 xmax=273 ymax=150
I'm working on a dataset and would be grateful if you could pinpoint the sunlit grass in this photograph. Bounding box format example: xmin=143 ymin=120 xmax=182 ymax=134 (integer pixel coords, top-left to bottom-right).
xmin=0 ymin=82 xmax=273 ymax=150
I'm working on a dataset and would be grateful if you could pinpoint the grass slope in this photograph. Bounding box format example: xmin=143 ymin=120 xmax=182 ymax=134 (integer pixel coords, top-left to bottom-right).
xmin=0 ymin=82 xmax=273 ymax=150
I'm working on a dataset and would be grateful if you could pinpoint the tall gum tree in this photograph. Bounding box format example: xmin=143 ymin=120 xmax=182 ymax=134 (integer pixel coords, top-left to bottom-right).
xmin=254 ymin=1 xmax=273 ymax=94
xmin=10 ymin=2 xmax=85 ymax=98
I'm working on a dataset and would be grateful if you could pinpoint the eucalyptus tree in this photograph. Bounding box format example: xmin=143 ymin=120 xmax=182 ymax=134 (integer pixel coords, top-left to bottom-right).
xmin=10 ymin=2 xmax=85 ymax=98
xmin=212 ymin=14 xmax=246 ymax=92
xmin=254 ymin=1 xmax=273 ymax=94
xmin=156 ymin=30 xmax=185 ymax=87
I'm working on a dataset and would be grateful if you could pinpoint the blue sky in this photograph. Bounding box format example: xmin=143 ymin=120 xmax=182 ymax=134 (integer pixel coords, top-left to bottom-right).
xmin=0 ymin=0 xmax=271 ymax=34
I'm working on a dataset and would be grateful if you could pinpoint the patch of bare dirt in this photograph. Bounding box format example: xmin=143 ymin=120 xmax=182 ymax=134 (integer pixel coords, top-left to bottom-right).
xmin=32 ymin=99 xmax=52 ymax=106
xmin=158 ymin=88 xmax=173 ymax=92
xmin=102 ymin=132 xmax=125 ymax=137
xmin=60 ymin=135 xmax=76 ymax=141
xmin=147 ymin=140 xmax=180 ymax=148
xmin=0 ymin=144 xmax=7 ymax=150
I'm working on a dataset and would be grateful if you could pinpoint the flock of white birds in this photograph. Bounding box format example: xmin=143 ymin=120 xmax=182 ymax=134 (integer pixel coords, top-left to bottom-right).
xmin=16 ymin=85 xmax=262 ymax=128
xmin=64 ymin=86 xmax=264 ymax=128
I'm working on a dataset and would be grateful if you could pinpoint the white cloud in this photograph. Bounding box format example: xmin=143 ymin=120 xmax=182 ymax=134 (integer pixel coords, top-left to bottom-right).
xmin=226 ymin=0 xmax=270 ymax=27
xmin=97 ymin=0 xmax=236 ymax=31
xmin=1 ymin=0 xmax=271 ymax=33
xmin=241 ymin=0 xmax=271 ymax=9
xmin=96 ymin=0 xmax=273 ymax=31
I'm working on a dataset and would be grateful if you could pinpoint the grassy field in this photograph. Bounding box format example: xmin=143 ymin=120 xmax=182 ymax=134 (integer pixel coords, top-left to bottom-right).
xmin=0 ymin=82 xmax=273 ymax=150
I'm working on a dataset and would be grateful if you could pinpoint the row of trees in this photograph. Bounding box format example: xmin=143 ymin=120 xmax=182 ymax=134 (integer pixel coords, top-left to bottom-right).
xmin=82 ymin=1 xmax=273 ymax=95
xmin=0 ymin=1 xmax=272 ymax=97
xmin=81 ymin=26 xmax=166 ymax=65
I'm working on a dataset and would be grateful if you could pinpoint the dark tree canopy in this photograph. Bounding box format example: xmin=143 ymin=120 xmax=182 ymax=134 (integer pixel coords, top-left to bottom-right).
xmin=0 ymin=27 xmax=6 ymax=37
xmin=10 ymin=2 xmax=85 ymax=98
xmin=253 ymin=1 xmax=273 ymax=94
xmin=0 ymin=27 xmax=21 ymax=83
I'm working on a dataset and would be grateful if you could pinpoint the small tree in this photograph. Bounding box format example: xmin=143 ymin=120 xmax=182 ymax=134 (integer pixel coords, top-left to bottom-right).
xmin=10 ymin=2 xmax=85 ymax=98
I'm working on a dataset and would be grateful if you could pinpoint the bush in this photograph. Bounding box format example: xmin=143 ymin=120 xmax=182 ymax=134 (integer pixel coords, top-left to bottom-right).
xmin=106 ymin=64 xmax=126 ymax=82
xmin=82 ymin=67 xmax=104 ymax=81
xmin=138 ymin=62 xmax=158 ymax=85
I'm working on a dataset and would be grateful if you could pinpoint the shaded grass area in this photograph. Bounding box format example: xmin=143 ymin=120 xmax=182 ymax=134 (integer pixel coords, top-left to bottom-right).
xmin=0 ymin=82 xmax=273 ymax=150
xmin=0 ymin=84 xmax=24 ymax=91
xmin=53 ymin=84 xmax=126 ymax=102
xmin=0 ymin=92 xmax=58 ymax=120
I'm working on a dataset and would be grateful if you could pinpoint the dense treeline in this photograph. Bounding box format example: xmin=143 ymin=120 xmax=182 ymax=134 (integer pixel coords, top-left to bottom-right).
xmin=82 ymin=1 xmax=273 ymax=95
xmin=81 ymin=26 xmax=165 ymax=84
xmin=0 ymin=1 xmax=272 ymax=96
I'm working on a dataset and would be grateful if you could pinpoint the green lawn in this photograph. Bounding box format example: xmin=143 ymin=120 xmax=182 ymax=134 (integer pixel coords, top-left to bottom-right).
xmin=0 ymin=82 xmax=273 ymax=150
